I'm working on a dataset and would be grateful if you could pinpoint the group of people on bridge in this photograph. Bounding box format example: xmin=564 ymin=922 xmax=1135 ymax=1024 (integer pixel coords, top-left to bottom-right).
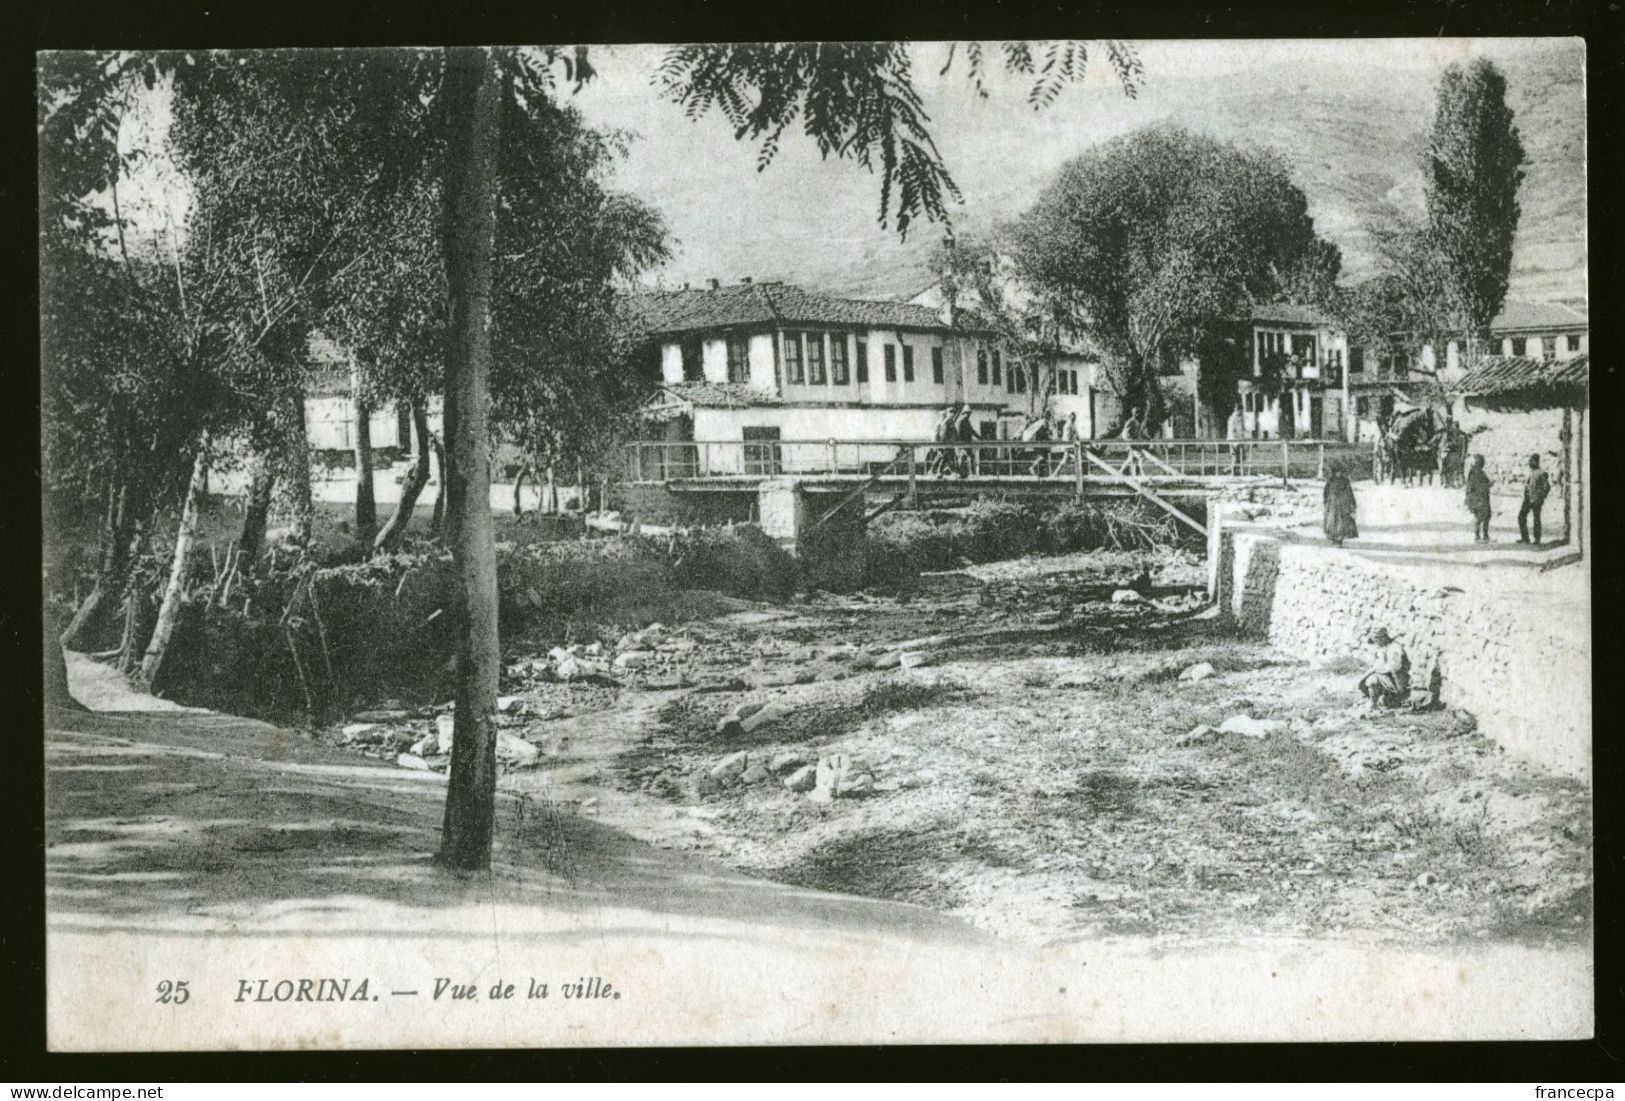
xmin=924 ymin=405 xmax=1081 ymax=479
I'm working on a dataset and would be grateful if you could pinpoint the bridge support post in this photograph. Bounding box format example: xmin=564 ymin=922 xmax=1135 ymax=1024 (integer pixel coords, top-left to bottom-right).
xmin=758 ymin=478 xmax=868 ymax=591
xmin=1074 ymin=442 xmax=1085 ymax=498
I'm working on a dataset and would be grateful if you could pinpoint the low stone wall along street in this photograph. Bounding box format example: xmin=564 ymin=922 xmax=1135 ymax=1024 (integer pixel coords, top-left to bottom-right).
xmin=1216 ymin=524 xmax=1589 ymax=779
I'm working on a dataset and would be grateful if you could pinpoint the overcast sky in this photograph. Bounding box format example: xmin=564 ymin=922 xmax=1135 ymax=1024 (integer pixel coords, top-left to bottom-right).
xmin=99 ymin=38 xmax=1582 ymax=301
xmin=566 ymin=38 xmax=1578 ymax=296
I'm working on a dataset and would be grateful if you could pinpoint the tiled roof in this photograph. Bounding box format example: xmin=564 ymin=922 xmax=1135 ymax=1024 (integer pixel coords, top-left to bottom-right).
xmin=1491 ymin=300 xmax=1588 ymax=332
xmin=648 ymin=381 xmax=783 ymax=409
xmin=623 ymin=282 xmax=999 ymax=339
xmin=1250 ymin=302 xmax=1333 ymax=327
xmin=1452 ymin=354 xmax=1589 ymax=400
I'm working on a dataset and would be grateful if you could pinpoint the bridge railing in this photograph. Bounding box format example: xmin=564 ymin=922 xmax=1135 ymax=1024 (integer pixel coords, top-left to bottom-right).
xmin=626 ymin=438 xmax=1365 ymax=485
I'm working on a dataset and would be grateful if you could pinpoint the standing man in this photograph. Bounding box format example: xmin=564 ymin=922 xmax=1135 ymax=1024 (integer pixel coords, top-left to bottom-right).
xmin=1226 ymin=403 xmax=1246 ymax=475
xmin=953 ymin=405 xmax=978 ymax=478
xmin=1518 ymin=453 xmax=1552 ymax=545
xmin=1465 ymin=455 xmax=1493 ymax=543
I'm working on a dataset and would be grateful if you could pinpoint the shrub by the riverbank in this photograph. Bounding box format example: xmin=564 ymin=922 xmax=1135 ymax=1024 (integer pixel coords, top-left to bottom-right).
xmin=864 ymin=498 xmax=1189 ymax=586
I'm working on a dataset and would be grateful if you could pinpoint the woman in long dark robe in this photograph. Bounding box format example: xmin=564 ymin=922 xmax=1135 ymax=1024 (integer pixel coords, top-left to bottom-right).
xmin=1323 ymin=467 xmax=1359 ymax=545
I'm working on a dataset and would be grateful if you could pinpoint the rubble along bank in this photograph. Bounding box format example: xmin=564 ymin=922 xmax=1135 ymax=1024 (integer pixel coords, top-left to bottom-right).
xmin=313 ymin=547 xmax=1590 ymax=949
xmin=151 ymin=496 xmax=1195 ymax=725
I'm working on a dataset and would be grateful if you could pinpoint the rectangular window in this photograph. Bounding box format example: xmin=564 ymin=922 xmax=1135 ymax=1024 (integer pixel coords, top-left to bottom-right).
xmin=1015 ymin=364 xmax=1027 ymax=393
xmin=992 ymin=350 xmax=1003 ymax=387
xmin=830 ymin=335 xmax=849 ymax=384
xmin=931 ymin=346 xmax=944 ymax=384
xmin=783 ymin=332 xmax=803 ymax=383
xmin=856 ymin=339 xmax=869 ymax=383
xmin=884 ymin=344 xmax=897 ymax=382
xmin=726 ymin=336 xmax=750 ymax=384
xmin=807 ymin=332 xmax=826 ymax=384
xmin=1542 ymin=335 xmax=1557 ymax=359
xmin=682 ymin=339 xmax=703 ymax=382
xmin=977 ymin=348 xmax=989 ymax=385
xmin=979 ymin=420 xmax=996 ymax=441
xmin=1568 ymin=334 xmax=1581 ymax=352
xmin=742 ymin=426 xmax=782 ymax=476
xmin=1510 ymin=336 xmax=1527 ymax=357
xmin=1349 ymin=346 xmax=1365 ymax=374
xmin=902 ymin=345 xmax=915 ymax=383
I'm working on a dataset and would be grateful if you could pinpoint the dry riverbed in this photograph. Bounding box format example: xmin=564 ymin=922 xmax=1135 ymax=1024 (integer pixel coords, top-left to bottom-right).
xmin=321 ymin=548 xmax=1591 ymax=948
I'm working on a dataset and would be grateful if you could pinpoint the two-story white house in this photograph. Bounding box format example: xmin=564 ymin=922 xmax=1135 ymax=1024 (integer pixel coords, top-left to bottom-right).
xmin=624 ymin=279 xmax=1116 ymax=473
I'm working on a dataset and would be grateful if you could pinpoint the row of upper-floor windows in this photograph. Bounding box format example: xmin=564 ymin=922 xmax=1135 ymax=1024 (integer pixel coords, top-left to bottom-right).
xmin=780 ymin=330 xmax=953 ymax=387
xmin=676 ymin=330 xmax=1092 ymax=394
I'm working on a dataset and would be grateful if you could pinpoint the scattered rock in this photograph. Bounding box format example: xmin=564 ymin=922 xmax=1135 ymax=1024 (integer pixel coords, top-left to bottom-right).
xmin=710 ymin=751 xmax=750 ymax=781
xmin=495 ymin=695 xmax=522 ymax=713
xmin=741 ymin=764 xmax=772 ymax=785
xmin=1218 ymin=715 xmax=1285 ymax=739
xmin=496 ymin=732 xmax=540 ymax=767
xmin=1176 ymin=724 xmax=1217 ymax=747
xmin=898 ymin=650 xmax=934 ymax=670
xmin=782 ymin=764 xmax=818 ymax=793
xmin=1415 ymin=872 xmax=1438 ymax=888
xmin=874 ymin=651 xmax=903 ymax=670
xmin=396 ymin=753 xmax=431 ymax=771
xmin=839 ymin=773 xmax=875 ymax=796
xmin=1178 ymin=661 xmax=1216 ymax=683
xmin=555 ymin=655 xmax=608 ymax=681
xmin=614 ymin=650 xmax=657 ymax=670
xmin=770 ymin=750 xmax=811 ymax=773
xmin=1111 ymin=589 xmax=1144 ymax=605
xmin=848 ymin=653 xmax=877 ymax=671
xmin=351 ymin=709 xmax=413 ymax=723
xmin=810 ymin=753 xmax=851 ymax=803
xmin=341 ymin=722 xmax=380 ymax=742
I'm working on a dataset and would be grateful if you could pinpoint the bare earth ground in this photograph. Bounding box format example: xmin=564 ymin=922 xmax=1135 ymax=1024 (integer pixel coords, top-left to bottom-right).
xmin=317 ymin=548 xmax=1590 ymax=950
xmin=47 ymin=546 xmax=1594 ymax=1046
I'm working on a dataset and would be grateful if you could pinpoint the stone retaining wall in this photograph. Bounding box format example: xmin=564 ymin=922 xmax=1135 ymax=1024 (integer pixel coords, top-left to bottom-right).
xmin=1217 ymin=525 xmax=1589 ymax=778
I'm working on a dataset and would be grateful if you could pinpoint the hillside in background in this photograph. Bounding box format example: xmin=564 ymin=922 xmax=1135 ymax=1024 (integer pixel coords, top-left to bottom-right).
xmin=589 ymin=40 xmax=1584 ymax=309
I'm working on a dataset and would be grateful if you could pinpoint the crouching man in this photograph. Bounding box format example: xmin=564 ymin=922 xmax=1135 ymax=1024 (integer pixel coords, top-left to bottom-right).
xmin=1358 ymin=627 xmax=1410 ymax=709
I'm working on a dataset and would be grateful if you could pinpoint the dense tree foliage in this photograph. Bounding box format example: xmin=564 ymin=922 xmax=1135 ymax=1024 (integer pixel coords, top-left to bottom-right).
xmin=1424 ymin=58 xmax=1526 ymax=357
xmin=1009 ymin=125 xmax=1340 ymax=431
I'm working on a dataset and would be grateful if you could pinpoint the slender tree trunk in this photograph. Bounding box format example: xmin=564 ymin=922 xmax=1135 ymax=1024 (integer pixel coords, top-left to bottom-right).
xmin=374 ymin=402 xmax=432 ymax=554
xmin=353 ymin=360 xmax=377 ymax=546
xmin=281 ymin=384 xmax=314 ymax=547
xmin=62 ymin=479 xmax=132 ymax=649
xmin=114 ymin=514 xmax=149 ymax=674
xmin=436 ymin=46 xmax=503 ymax=872
xmin=236 ymin=451 xmax=277 ymax=570
xmin=139 ymin=438 xmax=209 ymax=688
xmin=429 ymin=430 xmax=447 ymax=538
xmin=512 ymin=464 xmax=529 ymax=517
xmin=45 ymin=615 xmax=85 ymax=712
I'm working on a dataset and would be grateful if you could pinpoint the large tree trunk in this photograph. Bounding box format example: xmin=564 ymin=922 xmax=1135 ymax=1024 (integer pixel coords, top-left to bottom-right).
xmin=138 ymin=439 xmax=209 ymax=689
xmin=280 ymin=384 xmax=314 ymax=547
xmin=374 ymin=401 xmax=432 ymax=554
xmin=352 ymin=360 xmax=377 ymax=546
xmin=436 ymin=46 xmax=503 ymax=872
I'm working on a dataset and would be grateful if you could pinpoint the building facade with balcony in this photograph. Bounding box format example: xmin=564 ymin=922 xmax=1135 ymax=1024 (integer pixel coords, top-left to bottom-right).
xmin=625 ymin=280 xmax=1114 ymax=474
xmin=1233 ymin=303 xmax=1351 ymax=441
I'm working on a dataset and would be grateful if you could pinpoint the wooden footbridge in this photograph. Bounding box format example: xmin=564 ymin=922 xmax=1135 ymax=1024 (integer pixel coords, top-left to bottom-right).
xmin=626 ymin=438 xmax=1363 ymax=538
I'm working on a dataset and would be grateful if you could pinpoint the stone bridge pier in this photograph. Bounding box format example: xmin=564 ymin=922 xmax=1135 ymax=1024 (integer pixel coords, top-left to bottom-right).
xmin=756 ymin=478 xmax=868 ymax=592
